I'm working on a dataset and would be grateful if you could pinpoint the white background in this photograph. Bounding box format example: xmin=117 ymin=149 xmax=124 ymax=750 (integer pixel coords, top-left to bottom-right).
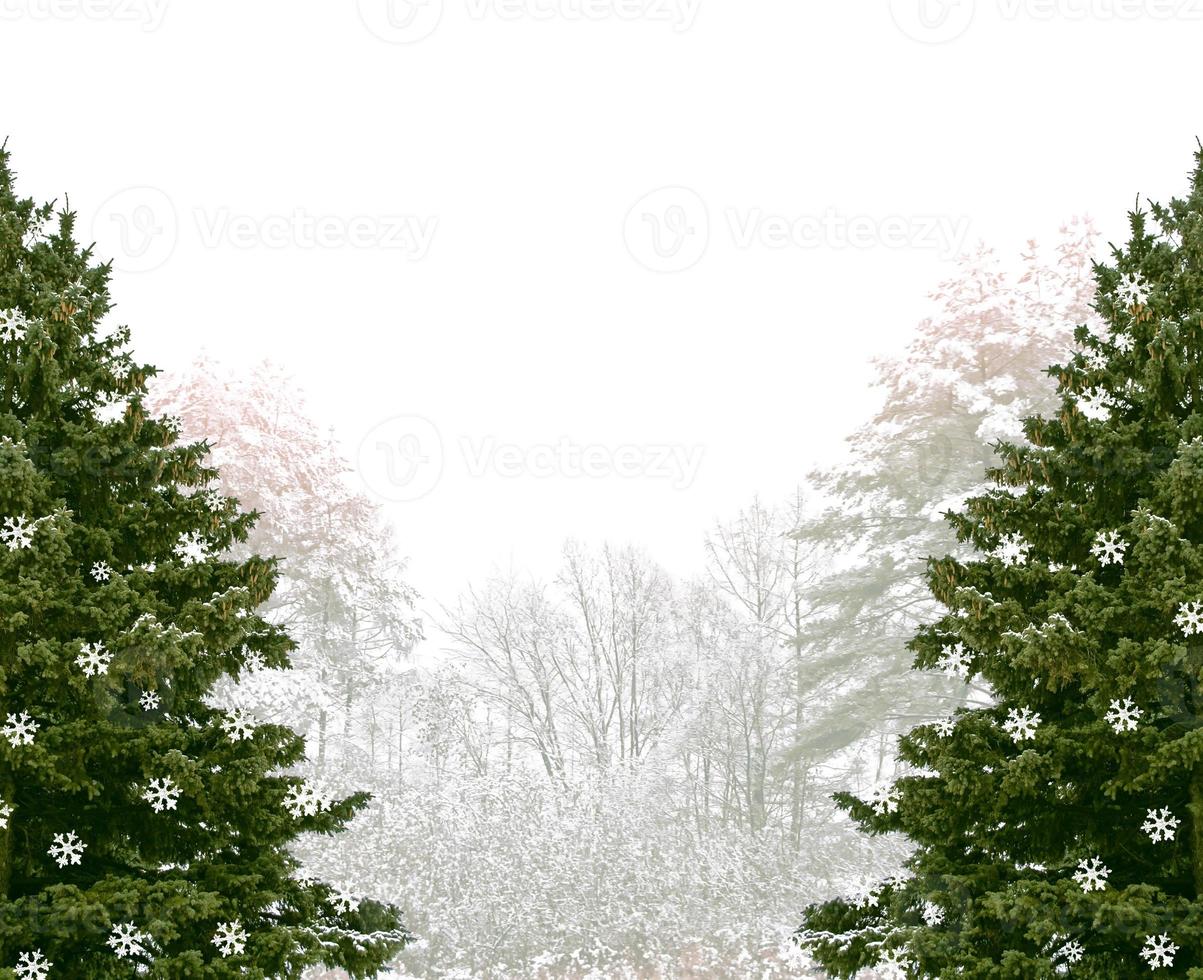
xmin=1 ymin=0 xmax=1199 ymax=615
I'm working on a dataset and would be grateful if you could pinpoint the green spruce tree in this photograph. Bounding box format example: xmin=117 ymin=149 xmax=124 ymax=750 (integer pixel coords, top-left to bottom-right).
xmin=0 ymin=148 xmax=407 ymax=977
xmin=798 ymin=147 xmax=1203 ymax=977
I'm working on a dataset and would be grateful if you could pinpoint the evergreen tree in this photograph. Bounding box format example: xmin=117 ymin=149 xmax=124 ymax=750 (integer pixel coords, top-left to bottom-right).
xmin=0 ymin=149 xmax=408 ymax=976
xmin=790 ymin=219 xmax=1099 ymax=783
xmin=798 ymin=149 xmax=1203 ymax=977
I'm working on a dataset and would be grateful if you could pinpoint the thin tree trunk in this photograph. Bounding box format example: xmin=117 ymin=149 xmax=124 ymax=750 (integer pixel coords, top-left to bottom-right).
xmin=790 ymin=601 xmax=806 ymax=849
xmin=505 ymin=702 xmax=513 ymax=774
xmin=368 ymin=705 xmax=376 ymax=768
xmin=317 ymin=706 xmax=327 ymax=765
xmin=340 ymin=684 xmax=354 ymax=765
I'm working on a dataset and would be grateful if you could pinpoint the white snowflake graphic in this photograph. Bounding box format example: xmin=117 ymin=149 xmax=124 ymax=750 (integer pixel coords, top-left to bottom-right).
xmin=876 ymin=947 xmax=911 ymax=980
xmin=994 ymin=533 xmax=1030 ymax=567
xmin=1057 ymin=940 xmax=1084 ymax=965
xmin=1140 ymin=933 xmax=1177 ymax=970
xmin=48 ymin=830 xmax=85 ymax=867
xmin=143 ymin=777 xmax=180 ymax=813
xmin=1084 ymin=347 xmax=1109 ymax=372
xmin=75 ymin=641 xmax=112 ymax=677
xmin=1076 ymin=388 xmax=1116 ymax=421
xmin=1091 ymin=530 xmax=1127 ymax=566
xmin=221 ymin=708 xmax=257 ymax=742
xmin=1142 ymin=808 xmax=1180 ymax=843
xmin=330 ymin=884 xmax=360 ymax=915
xmin=1072 ymin=856 xmax=1110 ymax=892
xmin=849 ymin=879 xmax=879 ymax=909
xmin=242 ymin=649 xmax=266 ymax=673
xmin=868 ymin=783 xmax=901 ymax=816
xmin=3 ymin=712 xmax=38 ymax=747
xmin=1105 ymin=697 xmax=1142 ymax=733
xmin=212 ymin=920 xmax=247 ymax=957
xmin=1 ymin=515 xmax=34 ymax=550
xmin=933 ymin=718 xmax=955 ymax=738
xmin=1116 ymin=272 xmax=1150 ymax=308
xmin=91 ymin=560 xmax=112 ymax=583
xmin=173 ymin=531 xmax=211 ymax=566
xmin=0 ymin=797 xmax=11 ymax=828
xmin=0 ymin=308 xmax=27 ymax=343
xmin=921 ymin=901 xmax=944 ymax=926
xmin=201 ymin=487 xmax=224 ymax=511
xmin=1113 ymin=331 xmax=1135 ymax=353
xmin=140 ymin=690 xmax=161 ymax=711
xmin=107 ymin=922 xmax=148 ymax=959
xmin=284 ymin=781 xmax=327 ymax=819
xmin=1175 ymin=600 xmax=1203 ymax=635
xmin=937 ymin=642 xmax=972 ymax=676
xmin=14 ymin=949 xmax=51 ymax=980
xmin=1003 ymin=706 xmax=1041 ymax=742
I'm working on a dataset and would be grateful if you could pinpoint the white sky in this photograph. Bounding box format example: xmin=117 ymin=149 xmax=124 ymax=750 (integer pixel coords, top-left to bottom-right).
xmin=2 ymin=1 xmax=1200 ymax=620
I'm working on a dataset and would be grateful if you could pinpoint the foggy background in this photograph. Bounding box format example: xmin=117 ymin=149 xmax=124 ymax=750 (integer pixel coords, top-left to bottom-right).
xmin=4 ymin=2 xmax=1201 ymax=976
xmin=3 ymin=1 xmax=1196 ymax=605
